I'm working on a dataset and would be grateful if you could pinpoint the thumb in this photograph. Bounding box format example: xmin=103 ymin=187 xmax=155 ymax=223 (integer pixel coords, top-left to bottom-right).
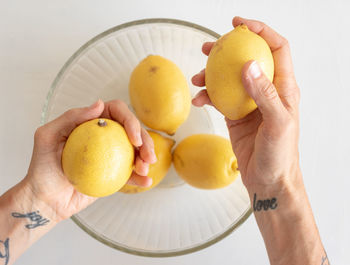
xmin=44 ymin=100 xmax=105 ymax=138
xmin=242 ymin=61 xmax=286 ymax=122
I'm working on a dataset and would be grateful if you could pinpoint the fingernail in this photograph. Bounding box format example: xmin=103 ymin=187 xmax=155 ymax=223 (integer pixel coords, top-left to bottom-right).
xmin=143 ymin=164 xmax=149 ymax=176
xmin=151 ymin=149 xmax=157 ymax=163
xmin=248 ymin=61 xmax=262 ymax=79
xmin=146 ymin=177 xmax=153 ymax=187
xmin=135 ymin=134 xmax=142 ymax=147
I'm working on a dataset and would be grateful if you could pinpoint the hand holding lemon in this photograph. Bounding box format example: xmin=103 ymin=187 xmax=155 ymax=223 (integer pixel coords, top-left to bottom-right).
xmin=24 ymin=100 xmax=156 ymax=221
xmin=192 ymin=16 xmax=300 ymax=192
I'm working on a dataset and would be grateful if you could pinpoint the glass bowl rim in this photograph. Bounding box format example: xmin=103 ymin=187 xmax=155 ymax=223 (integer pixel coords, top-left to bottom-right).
xmin=41 ymin=17 xmax=252 ymax=257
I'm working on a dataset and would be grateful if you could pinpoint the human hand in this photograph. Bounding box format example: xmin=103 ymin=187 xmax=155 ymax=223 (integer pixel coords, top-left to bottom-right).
xmin=22 ymin=99 xmax=156 ymax=222
xmin=192 ymin=17 xmax=301 ymax=193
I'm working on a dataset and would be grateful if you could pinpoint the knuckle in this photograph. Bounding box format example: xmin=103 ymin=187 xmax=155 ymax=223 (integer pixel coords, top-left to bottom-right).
xmin=115 ymin=100 xmax=133 ymax=116
xmin=34 ymin=126 xmax=54 ymax=146
xmin=114 ymin=99 xmax=127 ymax=108
xmin=125 ymin=115 xmax=138 ymax=126
xmin=281 ymin=114 xmax=294 ymax=129
xmin=125 ymin=118 xmax=141 ymax=135
xmin=260 ymin=22 xmax=267 ymax=28
xmin=281 ymin=36 xmax=289 ymax=47
xmin=274 ymin=115 xmax=295 ymax=138
xmin=260 ymin=82 xmax=278 ymax=100
xmin=275 ymin=33 xmax=289 ymax=49
xmin=34 ymin=127 xmax=45 ymax=140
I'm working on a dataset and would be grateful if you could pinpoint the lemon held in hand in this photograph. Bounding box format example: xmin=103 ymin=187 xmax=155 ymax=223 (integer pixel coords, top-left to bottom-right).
xmin=205 ymin=24 xmax=274 ymax=120
xmin=129 ymin=55 xmax=191 ymax=135
xmin=173 ymin=134 xmax=239 ymax=189
xmin=120 ymin=131 xmax=174 ymax=193
xmin=62 ymin=118 xmax=134 ymax=197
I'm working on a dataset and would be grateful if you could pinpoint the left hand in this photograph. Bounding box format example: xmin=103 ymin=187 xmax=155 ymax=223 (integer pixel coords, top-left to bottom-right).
xmin=21 ymin=99 xmax=156 ymax=222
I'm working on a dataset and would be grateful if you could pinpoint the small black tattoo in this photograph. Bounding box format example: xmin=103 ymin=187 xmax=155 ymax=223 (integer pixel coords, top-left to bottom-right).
xmin=321 ymin=252 xmax=330 ymax=265
xmin=253 ymin=193 xmax=278 ymax=211
xmin=11 ymin=211 xmax=49 ymax=229
xmin=0 ymin=238 xmax=9 ymax=265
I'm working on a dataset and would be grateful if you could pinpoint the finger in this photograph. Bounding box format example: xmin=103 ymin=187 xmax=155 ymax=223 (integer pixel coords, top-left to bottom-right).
xmin=139 ymin=128 xmax=157 ymax=164
xmin=232 ymin=16 xmax=299 ymax=108
xmin=232 ymin=16 xmax=295 ymax=77
xmin=202 ymin=42 xmax=215 ymax=56
xmin=102 ymin=100 xmax=142 ymax=147
xmin=134 ymin=156 xmax=149 ymax=176
xmin=43 ymin=100 xmax=105 ymax=138
xmin=192 ymin=90 xmax=213 ymax=107
xmin=233 ymin=17 xmax=290 ymax=54
xmin=127 ymin=172 xmax=153 ymax=187
xmin=191 ymin=69 xmax=205 ymax=87
xmin=242 ymin=61 xmax=287 ymax=123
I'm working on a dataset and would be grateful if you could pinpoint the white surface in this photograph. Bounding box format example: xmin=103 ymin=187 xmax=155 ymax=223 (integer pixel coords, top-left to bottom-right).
xmin=0 ymin=0 xmax=349 ymax=264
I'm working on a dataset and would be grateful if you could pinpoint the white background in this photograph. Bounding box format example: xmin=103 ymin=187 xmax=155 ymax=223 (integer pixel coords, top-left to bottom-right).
xmin=0 ymin=0 xmax=349 ymax=264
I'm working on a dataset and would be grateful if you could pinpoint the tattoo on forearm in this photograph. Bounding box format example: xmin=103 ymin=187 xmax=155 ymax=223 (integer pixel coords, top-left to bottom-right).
xmin=0 ymin=238 xmax=9 ymax=265
xmin=321 ymin=252 xmax=330 ymax=265
xmin=11 ymin=211 xmax=49 ymax=229
xmin=253 ymin=193 xmax=278 ymax=211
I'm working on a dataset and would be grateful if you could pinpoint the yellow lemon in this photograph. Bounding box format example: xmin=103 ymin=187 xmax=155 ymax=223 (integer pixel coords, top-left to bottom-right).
xmin=173 ymin=134 xmax=239 ymax=189
xmin=129 ymin=55 xmax=191 ymax=135
xmin=120 ymin=131 xmax=174 ymax=193
xmin=62 ymin=118 xmax=134 ymax=197
xmin=205 ymin=24 xmax=274 ymax=120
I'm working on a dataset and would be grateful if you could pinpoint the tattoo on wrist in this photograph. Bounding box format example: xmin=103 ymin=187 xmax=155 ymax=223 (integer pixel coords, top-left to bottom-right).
xmin=0 ymin=238 xmax=9 ymax=265
xmin=11 ymin=211 xmax=50 ymax=229
xmin=253 ymin=193 xmax=278 ymax=211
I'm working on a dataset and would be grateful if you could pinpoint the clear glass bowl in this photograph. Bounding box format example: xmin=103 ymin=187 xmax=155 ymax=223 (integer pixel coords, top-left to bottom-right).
xmin=42 ymin=18 xmax=251 ymax=257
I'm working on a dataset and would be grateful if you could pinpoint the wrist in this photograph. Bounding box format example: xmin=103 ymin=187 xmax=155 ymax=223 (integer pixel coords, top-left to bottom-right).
xmin=246 ymin=167 xmax=310 ymax=218
xmin=246 ymin=169 xmax=324 ymax=264
xmin=0 ymin=180 xmax=59 ymax=265
xmin=7 ymin=179 xmax=61 ymax=226
xmin=246 ymin=166 xmax=303 ymax=197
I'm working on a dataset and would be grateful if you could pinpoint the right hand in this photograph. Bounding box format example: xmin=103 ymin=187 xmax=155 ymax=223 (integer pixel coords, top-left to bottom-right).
xmin=192 ymin=17 xmax=301 ymax=193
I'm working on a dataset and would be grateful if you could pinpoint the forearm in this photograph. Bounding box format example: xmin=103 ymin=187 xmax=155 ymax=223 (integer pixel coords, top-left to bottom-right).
xmin=248 ymin=170 xmax=328 ymax=265
xmin=0 ymin=180 xmax=58 ymax=265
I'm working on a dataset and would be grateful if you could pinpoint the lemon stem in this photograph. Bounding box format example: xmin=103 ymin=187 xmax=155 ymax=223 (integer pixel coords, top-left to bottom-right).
xmin=98 ymin=119 xmax=107 ymax=127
